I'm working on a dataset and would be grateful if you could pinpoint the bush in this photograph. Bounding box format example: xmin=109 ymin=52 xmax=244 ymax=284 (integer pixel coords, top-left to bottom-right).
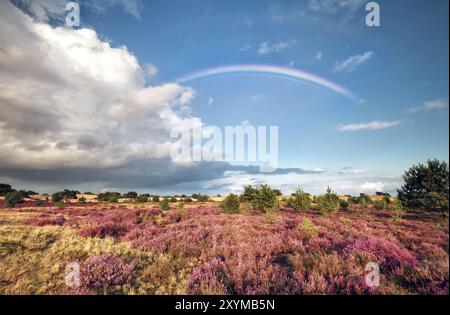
xmin=97 ymin=192 xmax=120 ymax=202
xmin=339 ymin=200 xmax=350 ymax=210
xmin=316 ymin=187 xmax=339 ymax=215
xmin=79 ymin=255 xmax=134 ymax=294
xmin=160 ymin=199 xmax=170 ymax=211
xmin=298 ymin=218 xmax=318 ymax=237
xmin=36 ymin=200 xmax=45 ymax=207
xmin=136 ymin=195 xmax=149 ymax=203
xmin=373 ymin=200 xmax=387 ymax=210
xmin=192 ymin=193 xmax=210 ymax=202
xmin=220 ymin=194 xmax=241 ymax=214
xmin=250 ymin=185 xmax=279 ymax=213
xmin=170 ymin=197 xmax=178 ymax=203
xmin=398 ymin=159 xmax=449 ymax=210
xmin=389 ymin=199 xmax=405 ymax=221
xmin=52 ymin=192 xmax=64 ymax=203
xmin=287 ymin=188 xmax=311 ymax=211
xmin=240 ymin=185 xmax=258 ymax=202
xmin=79 ymin=197 xmax=87 ymax=204
xmin=123 ymin=192 xmax=138 ymax=199
xmin=152 ymin=196 xmax=160 ymax=202
xmin=4 ymin=191 xmax=25 ymax=208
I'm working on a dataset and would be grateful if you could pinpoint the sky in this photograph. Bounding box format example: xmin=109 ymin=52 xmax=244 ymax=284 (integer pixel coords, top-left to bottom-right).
xmin=0 ymin=0 xmax=448 ymax=195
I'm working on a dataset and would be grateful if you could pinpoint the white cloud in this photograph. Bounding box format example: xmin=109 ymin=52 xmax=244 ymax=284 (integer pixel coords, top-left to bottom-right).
xmin=409 ymin=98 xmax=449 ymax=113
xmin=337 ymin=120 xmax=401 ymax=132
xmin=250 ymin=94 xmax=264 ymax=102
xmin=313 ymin=51 xmax=323 ymax=61
xmin=308 ymin=0 xmax=366 ymax=14
xmin=0 ymin=1 xmax=199 ymax=171
xmin=208 ymin=97 xmax=215 ymax=106
xmin=12 ymin=0 xmax=144 ymax=22
xmin=239 ymin=44 xmax=251 ymax=52
xmin=257 ymin=40 xmax=297 ymax=55
xmin=144 ymin=63 xmax=158 ymax=79
xmin=334 ymin=51 xmax=374 ymax=73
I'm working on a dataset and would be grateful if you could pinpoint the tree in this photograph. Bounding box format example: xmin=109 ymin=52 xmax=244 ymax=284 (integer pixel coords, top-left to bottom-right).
xmin=0 ymin=183 xmax=13 ymax=196
xmin=4 ymin=191 xmax=25 ymax=208
xmin=287 ymin=188 xmax=311 ymax=211
xmin=316 ymin=187 xmax=339 ymax=215
xmin=123 ymin=192 xmax=138 ymax=199
xmin=251 ymin=185 xmax=279 ymax=213
xmin=398 ymin=159 xmax=449 ymax=210
xmin=240 ymin=185 xmax=258 ymax=202
xmin=220 ymin=194 xmax=241 ymax=214
xmin=160 ymin=198 xmax=170 ymax=211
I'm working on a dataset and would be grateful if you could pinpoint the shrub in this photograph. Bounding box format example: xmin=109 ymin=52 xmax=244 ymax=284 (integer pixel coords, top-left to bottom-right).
xmin=389 ymin=199 xmax=405 ymax=222
xmin=79 ymin=197 xmax=87 ymax=204
xmin=152 ymin=196 xmax=160 ymax=202
xmin=56 ymin=200 xmax=65 ymax=209
xmin=316 ymin=187 xmax=339 ymax=215
xmin=108 ymin=195 xmax=119 ymax=203
xmin=79 ymin=255 xmax=134 ymax=294
xmin=373 ymin=200 xmax=387 ymax=210
xmin=398 ymin=159 xmax=449 ymax=210
xmin=298 ymin=218 xmax=318 ymax=237
xmin=123 ymin=192 xmax=138 ymax=199
xmin=240 ymin=185 xmax=258 ymax=202
xmin=220 ymin=194 xmax=241 ymax=214
xmin=287 ymin=188 xmax=311 ymax=211
xmin=339 ymin=200 xmax=350 ymax=210
xmin=97 ymin=192 xmax=120 ymax=202
xmin=192 ymin=193 xmax=210 ymax=202
xmin=4 ymin=191 xmax=25 ymax=208
xmin=52 ymin=192 xmax=64 ymax=203
xmin=160 ymin=199 xmax=170 ymax=211
xmin=170 ymin=197 xmax=178 ymax=203
xmin=250 ymin=185 xmax=279 ymax=213
xmin=36 ymin=200 xmax=45 ymax=207
xmin=136 ymin=195 xmax=149 ymax=203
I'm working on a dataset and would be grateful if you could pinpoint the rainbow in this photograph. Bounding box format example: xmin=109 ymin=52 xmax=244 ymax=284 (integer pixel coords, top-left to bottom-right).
xmin=176 ymin=64 xmax=358 ymax=101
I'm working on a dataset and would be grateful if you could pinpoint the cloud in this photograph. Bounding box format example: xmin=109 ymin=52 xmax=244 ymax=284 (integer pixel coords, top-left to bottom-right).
xmin=250 ymin=95 xmax=264 ymax=102
xmin=0 ymin=1 xmax=199 ymax=173
xmin=11 ymin=0 xmax=144 ymax=22
xmin=337 ymin=120 xmax=402 ymax=132
xmin=333 ymin=51 xmax=373 ymax=73
xmin=409 ymin=98 xmax=449 ymax=113
xmin=144 ymin=63 xmax=158 ymax=79
xmin=208 ymin=97 xmax=215 ymax=106
xmin=313 ymin=51 xmax=323 ymax=61
xmin=257 ymin=40 xmax=297 ymax=55
xmin=239 ymin=44 xmax=251 ymax=52
xmin=308 ymin=0 xmax=366 ymax=15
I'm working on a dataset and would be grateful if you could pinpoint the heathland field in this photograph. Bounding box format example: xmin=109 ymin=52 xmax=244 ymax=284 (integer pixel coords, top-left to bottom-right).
xmin=0 ymin=197 xmax=448 ymax=295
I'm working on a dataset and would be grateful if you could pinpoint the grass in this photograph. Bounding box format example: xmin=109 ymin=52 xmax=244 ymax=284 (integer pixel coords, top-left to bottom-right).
xmin=0 ymin=202 xmax=448 ymax=295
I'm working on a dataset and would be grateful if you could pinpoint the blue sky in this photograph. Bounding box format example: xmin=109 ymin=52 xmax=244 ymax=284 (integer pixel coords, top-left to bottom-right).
xmin=0 ymin=0 xmax=448 ymax=195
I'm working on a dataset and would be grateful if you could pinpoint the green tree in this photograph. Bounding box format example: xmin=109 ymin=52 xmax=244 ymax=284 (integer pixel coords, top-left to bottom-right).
xmin=251 ymin=185 xmax=279 ymax=213
xmin=240 ymin=185 xmax=258 ymax=202
xmin=398 ymin=159 xmax=449 ymax=210
xmin=287 ymin=188 xmax=311 ymax=211
xmin=4 ymin=191 xmax=25 ymax=208
xmin=220 ymin=193 xmax=241 ymax=214
xmin=317 ymin=187 xmax=340 ymax=215
xmin=0 ymin=183 xmax=13 ymax=196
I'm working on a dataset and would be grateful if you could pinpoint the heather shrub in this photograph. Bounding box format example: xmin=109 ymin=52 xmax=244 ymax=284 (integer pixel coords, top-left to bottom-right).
xmin=287 ymin=188 xmax=311 ymax=211
xmin=220 ymin=194 xmax=240 ymax=214
xmin=316 ymin=187 xmax=339 ymax=215
xmin=251 ymin=185 xmax=279 ymax=213
xmin=78 ymin=222 xmax=129 ymax=238
xmin=344 ymin=237 xmax=417 ymax=272
xmin=78 ymin=255 xmax=134 ymax=294
xmin=4 ymin=191 xmax=25 ymax=208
